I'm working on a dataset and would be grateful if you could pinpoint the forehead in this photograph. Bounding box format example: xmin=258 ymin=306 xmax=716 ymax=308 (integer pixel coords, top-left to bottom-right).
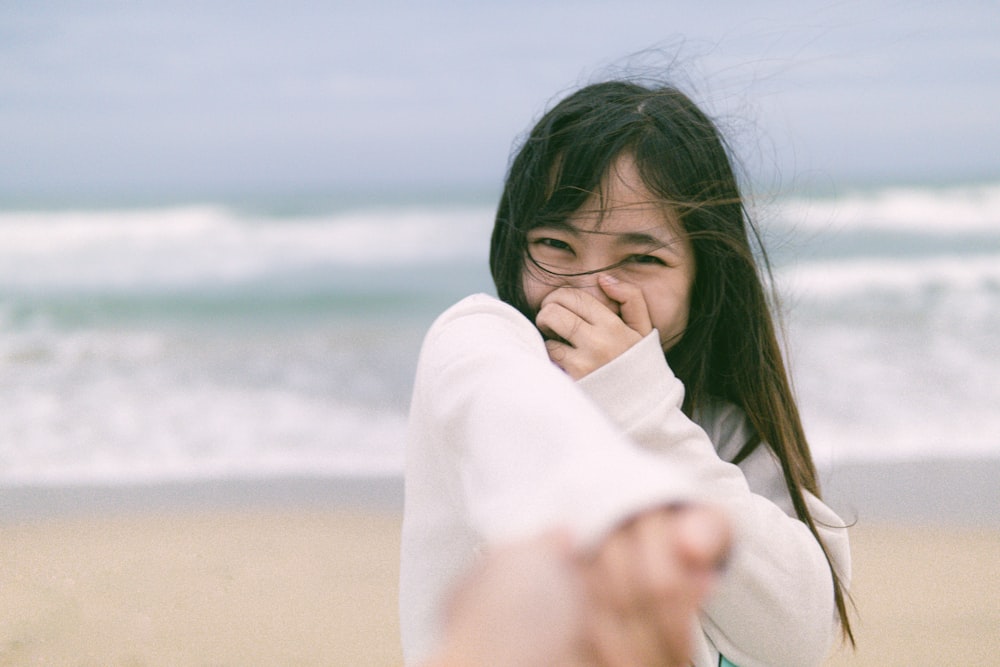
xmin=532 ymin=209 xmax=687 ymax=264
xmin=567 ymin=200 xmax=678 ymax=240
xmin=565 ymin=157 xmax=682 ymax=241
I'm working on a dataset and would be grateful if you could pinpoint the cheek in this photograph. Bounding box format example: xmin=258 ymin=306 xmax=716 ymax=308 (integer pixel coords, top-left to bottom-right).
xmin=520 ymin=267 xmax=553 ymax=314
xmin=653 ymin=301 xmax=688 ymax=332
xmin=646 ymin=283 xmax=693 ymax=347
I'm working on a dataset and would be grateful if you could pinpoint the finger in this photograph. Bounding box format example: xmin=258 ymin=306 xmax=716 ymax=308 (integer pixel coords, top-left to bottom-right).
xmin=544 ymin=338 xmax=570 ymax=372
xmin=674 ymin=505 xmax=732 ymax=586
xmin=537 ymin=286 xmax=645 ymax=378
xmin=635 ymin=515 xmax=702 ymax=662
xmin=579 ymin=542 xmax=689 ymax=667
xmin=535 ymin=300 xmax=590 ymax=345
xmin=609 ymin=509 xmax=717 ymax=665
xmin=540 ymin=286 xmax=622 ymax=328
xmin=539 ymin=287 xmax=641 ymax=347
xmin=627 ymin=506 xmax=729 ymax=666
xmin=598 ymin=274 xmax=653 ymax=336
xmin=543 ymin=326 xmax=615 ymax=380
xmin=578 ymin=552 xmax=647 ymax=667
xmin=639 ymin=505 xmax=730 ymax=602
xmin=587 ymin=523 xmax=638 ymax=614
xmin=634 ymin=511 xmax=682 ymax=601
xmin=544 ymin=337 xmax=601 ymax=380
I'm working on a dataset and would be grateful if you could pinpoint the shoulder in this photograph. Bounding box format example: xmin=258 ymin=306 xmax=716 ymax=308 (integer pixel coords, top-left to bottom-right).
xmin=434 ymin=292 xmax=512 ymax=318
xmin=417 ymin=294 xmax=547 ymax=374
xmin=694 ymin=397 xmax=796 ymax=516
xmin=427 ymin=294 xmax=535 ymax=338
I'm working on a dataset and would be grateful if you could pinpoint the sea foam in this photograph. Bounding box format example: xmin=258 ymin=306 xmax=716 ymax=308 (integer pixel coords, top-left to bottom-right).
xmin=778 ymin=181 xmax=1000 ymax=233
xmin=0 ymin=204 xmax=494 ymax=290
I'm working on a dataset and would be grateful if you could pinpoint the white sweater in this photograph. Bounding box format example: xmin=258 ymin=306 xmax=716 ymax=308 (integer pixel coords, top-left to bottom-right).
xmin=399 ymin=294 xmax=850 ymax=667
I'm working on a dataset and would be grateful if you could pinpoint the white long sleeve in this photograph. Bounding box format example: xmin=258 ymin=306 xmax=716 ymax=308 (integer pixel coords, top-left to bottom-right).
xmin=578 ymin=329 xmax=851 ymax=667
xmin=399 ymin=294 xmax=702 ymax=665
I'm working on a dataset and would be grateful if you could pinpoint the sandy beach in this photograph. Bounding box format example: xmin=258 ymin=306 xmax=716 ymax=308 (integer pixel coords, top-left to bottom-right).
xmin=824 ymin=522 xmax=1000 ymax=666
xmin=2 ymin=465 xmax=998 ymax=666
xmin=1 ymin=505 xmax=404 ymax=666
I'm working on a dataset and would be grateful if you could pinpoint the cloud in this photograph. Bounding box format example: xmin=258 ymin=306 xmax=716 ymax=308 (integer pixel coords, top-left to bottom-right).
xmin=2 ymin=1 xmax=998 ymax=199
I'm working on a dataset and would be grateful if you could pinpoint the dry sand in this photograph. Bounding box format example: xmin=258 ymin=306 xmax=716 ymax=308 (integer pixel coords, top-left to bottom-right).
xmin=824 ymin=522 xmax=1000 ymax=666
xmin=1 ymin=509 xmax=404 ymax=666
xmin=3 ymin=507 xmax=999 ymax=666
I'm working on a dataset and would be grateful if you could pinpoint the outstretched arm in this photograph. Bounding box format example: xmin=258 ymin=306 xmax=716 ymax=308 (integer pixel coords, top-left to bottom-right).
xmin=410 ymin=293 xmax=703 ymax=546
xmin=401 ymin=294 xmax=713 ymax=663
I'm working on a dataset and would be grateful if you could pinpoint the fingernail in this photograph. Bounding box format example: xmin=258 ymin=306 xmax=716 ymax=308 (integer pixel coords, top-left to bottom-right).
xmin=598 ymin=273 xmax=618 ymax=285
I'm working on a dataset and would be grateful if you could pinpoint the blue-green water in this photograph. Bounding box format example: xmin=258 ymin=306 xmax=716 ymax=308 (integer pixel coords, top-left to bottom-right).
xmin=1 ymin=183 xmax=998 ymax=485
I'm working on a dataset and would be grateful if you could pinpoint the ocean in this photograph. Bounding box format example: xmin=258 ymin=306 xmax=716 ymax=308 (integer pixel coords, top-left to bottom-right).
xmin=2 ymin=182 xmax=998 ymax=489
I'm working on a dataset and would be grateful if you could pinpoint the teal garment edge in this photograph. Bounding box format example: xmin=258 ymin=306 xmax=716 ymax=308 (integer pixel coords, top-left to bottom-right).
xmin=720 ymin=657 xmax=738 ymax=667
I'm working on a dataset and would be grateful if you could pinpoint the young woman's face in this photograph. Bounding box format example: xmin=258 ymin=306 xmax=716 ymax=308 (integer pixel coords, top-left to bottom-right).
xmin=521 ymin=155 xmax=696 ymax=351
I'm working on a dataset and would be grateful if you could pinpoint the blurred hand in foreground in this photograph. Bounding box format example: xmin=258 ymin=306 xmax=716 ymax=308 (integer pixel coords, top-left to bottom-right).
xmin=426 ymin=504 xmax=730 ymax=667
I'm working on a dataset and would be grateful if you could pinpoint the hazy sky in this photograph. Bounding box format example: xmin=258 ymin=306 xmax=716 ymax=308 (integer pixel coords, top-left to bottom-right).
xmin=2 ymin=1 xmax=998 ymax=201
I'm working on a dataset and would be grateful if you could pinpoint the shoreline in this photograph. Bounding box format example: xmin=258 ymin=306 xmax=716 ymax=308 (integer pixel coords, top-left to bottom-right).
xmin=818 ymin=455 xmax=1000 ymax=527
xmin=0 ymin=474 xmax=404 ymax=524
xmin=3 ymin=456 xmax=998 ymax=526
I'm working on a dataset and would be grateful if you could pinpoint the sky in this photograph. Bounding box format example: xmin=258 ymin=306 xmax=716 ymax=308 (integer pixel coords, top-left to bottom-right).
xmin=2 ymin=0 xmax=998 ymax=202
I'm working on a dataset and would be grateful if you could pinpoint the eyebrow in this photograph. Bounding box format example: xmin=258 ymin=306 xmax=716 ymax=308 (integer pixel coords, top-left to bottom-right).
xmin=614 ymin=230 xmax=677 ymax=252
xmin=531 ymin=219 xmax=579 ymax=235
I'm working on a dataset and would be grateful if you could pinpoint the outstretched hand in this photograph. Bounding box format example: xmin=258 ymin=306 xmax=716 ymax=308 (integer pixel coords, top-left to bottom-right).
xmin=433 ymin=531 xmax=584 ymax=667
xmin=535 ymin=275 xmax=654 ymax=379
xmin=428 ymin=505 xmax=731 ymax=667
xmin=577 ymin=505 xmax=731 ymax=667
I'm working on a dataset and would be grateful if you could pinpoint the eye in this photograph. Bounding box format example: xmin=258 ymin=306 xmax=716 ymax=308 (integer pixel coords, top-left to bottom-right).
xmin=533 ymin=237 xmax=573 ymax=252
xmin=627 ymin=254 xmax=666 ymax=266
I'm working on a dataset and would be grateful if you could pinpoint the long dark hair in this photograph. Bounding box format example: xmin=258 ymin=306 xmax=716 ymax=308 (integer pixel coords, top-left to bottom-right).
xmin=490 ymin=80 xmax=853 ymax=644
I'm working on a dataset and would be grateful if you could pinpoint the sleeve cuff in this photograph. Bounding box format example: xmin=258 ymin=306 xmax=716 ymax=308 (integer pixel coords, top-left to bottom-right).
xmin=576 ymin=329 xmax=683 ymax=428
